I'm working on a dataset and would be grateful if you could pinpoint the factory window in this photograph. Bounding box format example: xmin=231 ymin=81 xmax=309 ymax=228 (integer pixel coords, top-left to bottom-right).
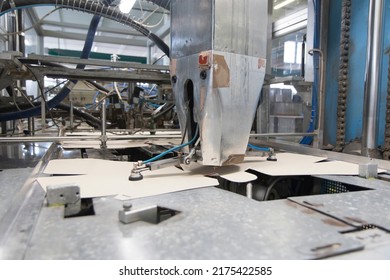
xmin=273 ymin=0 xmax=308 ymax=22
xmin=271 ymin=0 xmax=307 ymax=77
xmin=271 ymin=30 xmax=306 ymax=77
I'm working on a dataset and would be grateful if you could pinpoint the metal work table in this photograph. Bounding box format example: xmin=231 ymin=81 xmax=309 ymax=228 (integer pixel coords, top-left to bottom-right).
xmin=1 ymin=143 xmax=390 ymax=259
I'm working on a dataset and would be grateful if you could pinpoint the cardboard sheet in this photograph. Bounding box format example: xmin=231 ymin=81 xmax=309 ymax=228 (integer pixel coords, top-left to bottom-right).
xmin=38 ymin=158 xmax=258 ymax=199
xmin=241 ymin=153 xmax=385 ymax=176
xmin=37 ymin=152 xmax=378 ymax=199
xmin=37 ymin=172 xmax=218 ymax=199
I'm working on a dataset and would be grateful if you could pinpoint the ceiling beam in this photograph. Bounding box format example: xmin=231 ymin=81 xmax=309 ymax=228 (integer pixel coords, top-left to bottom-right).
xmin=41 ymin=20 xmax=143 ymax=37
xmin=24 ymin=8 xmax=44 ymax=36
xmin=43 ymin=30 xmax=149 ymax=47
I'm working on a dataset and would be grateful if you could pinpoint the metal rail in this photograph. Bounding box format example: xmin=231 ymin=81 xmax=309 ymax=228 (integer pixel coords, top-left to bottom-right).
xmin=254 ymin=139 xmax=390 ymax=172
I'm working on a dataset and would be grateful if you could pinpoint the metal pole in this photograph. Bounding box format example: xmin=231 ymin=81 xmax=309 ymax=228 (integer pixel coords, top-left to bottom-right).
xmin=100 ymin=98 xmax=107 ymax=149
xmin=362 ymin=0 xmax=384 ymax=157
xmin=246 ymin=182 xmax=253 ymax=199
xmin=40 ymin=76 xmax=46 ymax=132
xmin=70 ymin=100 xmax=74 ymax=131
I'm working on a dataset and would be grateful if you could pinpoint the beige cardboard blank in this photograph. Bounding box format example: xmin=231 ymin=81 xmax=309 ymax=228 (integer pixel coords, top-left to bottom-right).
xmin=37 ymin=152 xmax=373 ymax=199
xmin=37 ymin=174 xmax=218 ymax=199
xmin=241 ymin=153 xmax=381 ymax=176
xmin=43 ymin=158 xmax=258 ymax=183
xmin=37 ymin=162 xmax=219 ymax=198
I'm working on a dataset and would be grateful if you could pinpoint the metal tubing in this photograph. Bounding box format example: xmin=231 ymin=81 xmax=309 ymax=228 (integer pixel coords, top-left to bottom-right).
xmin=0 ymin=134 xmax=182 ymax=143
xmin=0 ymin=132 xmax=316 ymax=143
xmin=362 ymin=0 xmax=384 ymax=157
xmin=250 ymin=132 xmax=317 ymax=137
xmin=100 ymin=99 xmax=107 ymax=149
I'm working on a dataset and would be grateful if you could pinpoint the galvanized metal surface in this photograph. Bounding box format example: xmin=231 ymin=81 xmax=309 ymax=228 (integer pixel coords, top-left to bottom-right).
xmin=289 ymin=189 xmax=390 ymax=230
xmin=329 ymin=228 xmax=390 ymax=260
xmin=24 ymin=187 xmax=362 ymax=260
xmin=0 ymin=143 xmax=59 ymax=259
xmin=0 ymin=168 xmax=33 ymax=217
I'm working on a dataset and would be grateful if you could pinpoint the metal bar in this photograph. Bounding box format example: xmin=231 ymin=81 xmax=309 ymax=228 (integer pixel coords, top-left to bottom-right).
xmin=100 ymin=99 xmax=107 ymax=149
xmin=70 ymin=101 xmax=74 ymax=131
xmin=250 ymin=132 xmax=317 ymax=137
xmin=23 ymin=54 xmax=170 ymax=71
xmin=25 ymin=66 xmax=171 ymax=84
xmin=0 ymin=132 xmax=317 ymax=143
xmin=0 ymin=134 xmax=182 ymax=143
xmin=362 ymin=0 xmax=384 ymax=157
xmin=39 ymin=76 xmax=45 ymax=132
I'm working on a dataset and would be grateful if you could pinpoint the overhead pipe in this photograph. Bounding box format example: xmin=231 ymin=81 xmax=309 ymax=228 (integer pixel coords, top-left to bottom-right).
xmin=361 ymin=0 xmax=384 ymax=157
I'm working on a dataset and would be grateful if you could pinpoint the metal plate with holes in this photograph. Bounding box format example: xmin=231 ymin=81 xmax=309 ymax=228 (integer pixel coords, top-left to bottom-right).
xmin=314 ymin=175 xmax=390 ymax=191
xmin=289 ymin=190 xmax=390 ymax=230
xmin=25 ymin=187 xmax=362 ymax=260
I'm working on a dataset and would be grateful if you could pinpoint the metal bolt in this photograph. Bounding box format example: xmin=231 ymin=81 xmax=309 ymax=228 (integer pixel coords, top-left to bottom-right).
xmin=200 ymin=70 xmax=208 ymax=80
xmin=123 ymin=201 xmax=133 ymax=211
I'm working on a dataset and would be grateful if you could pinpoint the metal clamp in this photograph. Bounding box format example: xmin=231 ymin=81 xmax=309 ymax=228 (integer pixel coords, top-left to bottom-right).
xmin=46 ymin=184 xmax=81 ymax=217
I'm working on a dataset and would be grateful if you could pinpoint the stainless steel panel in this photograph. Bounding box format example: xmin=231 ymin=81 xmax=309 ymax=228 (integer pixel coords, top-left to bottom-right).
xmin=171 ymin=0 xmax=213 ymax=58
xmin=214 ymin=0 xmax=268 ymax=57
xmin=24 ymin=187 xmax=362 ymax=260
xmin=171 ymin=0 xmax=268 ymax=165
xmin=173 ymin=52 xmax=265 ymax=165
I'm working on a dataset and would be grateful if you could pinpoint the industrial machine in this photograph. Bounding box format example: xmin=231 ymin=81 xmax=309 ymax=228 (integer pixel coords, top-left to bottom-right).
xmin=1 ymin=0 xmax=390 ymax=260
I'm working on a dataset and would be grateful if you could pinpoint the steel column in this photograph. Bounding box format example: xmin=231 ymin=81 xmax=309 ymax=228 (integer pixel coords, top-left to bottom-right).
xmin=362 ymin=0 xmax=384 ymax=157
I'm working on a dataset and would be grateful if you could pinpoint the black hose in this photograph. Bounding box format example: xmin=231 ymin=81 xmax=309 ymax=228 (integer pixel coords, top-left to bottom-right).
xmin=55 ymin=103 xmax=102 ymax=129
xmin=0 ymin=1 xmax=108 ymax=122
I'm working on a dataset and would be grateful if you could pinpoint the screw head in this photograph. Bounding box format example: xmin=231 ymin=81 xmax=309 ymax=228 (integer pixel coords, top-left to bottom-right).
xmin=123 ymin=201 xmax=133 ymax=211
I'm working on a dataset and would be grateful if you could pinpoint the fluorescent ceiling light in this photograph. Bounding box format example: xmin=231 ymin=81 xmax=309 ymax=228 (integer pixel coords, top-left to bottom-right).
xmin=119 ymin=0 xmax=136 ymax=13
xmin=274 ymin=0 xmax=296 ymax=10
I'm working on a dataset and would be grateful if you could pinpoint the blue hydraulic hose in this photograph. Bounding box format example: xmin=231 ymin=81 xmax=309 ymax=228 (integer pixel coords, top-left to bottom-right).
xmin=248 ymin=143 xmax=271 ymax=152
xmin=0 ymin=3 xmax=109 ymax=122
xmin=144 ymin=126 xmax=199 ymax=164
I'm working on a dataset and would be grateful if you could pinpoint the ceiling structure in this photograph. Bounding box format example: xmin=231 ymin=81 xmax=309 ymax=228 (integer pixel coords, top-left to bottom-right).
xmin=23 ymin=0 xmax=171 ymax=58
xmin=19 ymin=0 xmax=306 ymax=62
